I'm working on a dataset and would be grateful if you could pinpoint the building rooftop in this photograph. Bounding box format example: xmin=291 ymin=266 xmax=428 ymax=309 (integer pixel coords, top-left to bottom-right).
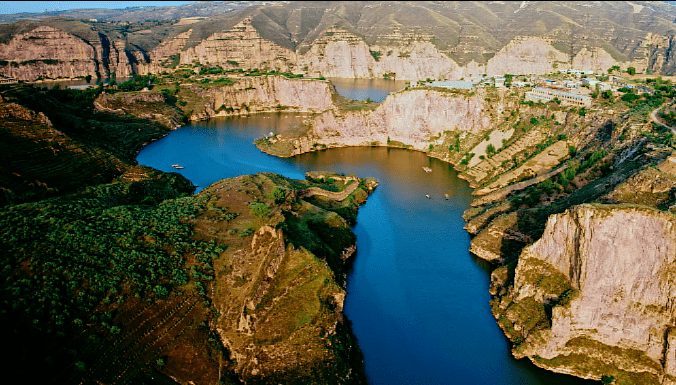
xmin=426 ymin=80 xmax=476 ymax=89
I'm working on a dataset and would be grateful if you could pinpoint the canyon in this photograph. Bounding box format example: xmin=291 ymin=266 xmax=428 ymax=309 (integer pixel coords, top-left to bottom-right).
xmin=197 ymin=74 xmax=675 ymax=384
xmin=3 ymin=1 xmax=676 ymax=384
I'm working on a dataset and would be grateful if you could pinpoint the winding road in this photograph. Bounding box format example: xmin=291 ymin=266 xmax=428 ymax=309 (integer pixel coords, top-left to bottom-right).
xmin=650 ymin=102 xmax=676 ymax=133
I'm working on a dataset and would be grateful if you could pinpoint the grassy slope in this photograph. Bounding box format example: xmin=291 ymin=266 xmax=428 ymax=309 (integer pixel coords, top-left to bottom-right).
xmin=0 ymin=81 xmax=372 ymax=383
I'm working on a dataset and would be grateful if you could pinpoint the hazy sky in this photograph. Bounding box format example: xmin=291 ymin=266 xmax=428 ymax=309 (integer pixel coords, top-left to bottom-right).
xmin=0 ymin=1 xmax=201 ymax=15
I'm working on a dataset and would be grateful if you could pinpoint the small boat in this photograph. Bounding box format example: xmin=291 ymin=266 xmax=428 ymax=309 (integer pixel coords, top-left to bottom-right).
xmin=175 ymin=166 xmax=184 ymax=169
xmin=422 ymin=167 xmax=432 ymax=173
xmin=425 ymin=194 xmax=431 ymax=199
xmin=172 ymin=164 xmax=179 ymax=167
xmin=444 ymin=194 xmax=449 ymax=200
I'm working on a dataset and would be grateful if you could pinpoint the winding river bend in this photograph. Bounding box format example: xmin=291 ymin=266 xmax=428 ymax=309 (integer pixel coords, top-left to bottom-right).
xmin=137 ymin=79 xmax=593 ymax=385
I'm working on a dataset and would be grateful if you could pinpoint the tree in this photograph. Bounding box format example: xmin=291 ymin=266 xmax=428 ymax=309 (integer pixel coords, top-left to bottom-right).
xmin=486 ymin=144 xmax=496 ymax=156
xmin=627 ymin=66 xmax=636 ymax=76
xmin=269 ymin=186 xmax=286 ymax=204
xmin=249 ymin=203 xmax=271 ymax=220
xmin=84 ymin=74 xmax=92 ymax=83
xmin=602 ymin=90 xmax=613 ymax=99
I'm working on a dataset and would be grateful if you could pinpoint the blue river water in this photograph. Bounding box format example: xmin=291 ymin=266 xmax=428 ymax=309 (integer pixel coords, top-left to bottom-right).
xmin=136 ymin=78 xmax=594 ymax=385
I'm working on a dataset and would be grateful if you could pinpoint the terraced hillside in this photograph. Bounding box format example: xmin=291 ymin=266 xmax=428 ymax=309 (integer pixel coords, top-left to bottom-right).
xmin=0 ymin=82 xmax=185 ymax=206
xmin=0 ymin=166 xmax=375 ymax=384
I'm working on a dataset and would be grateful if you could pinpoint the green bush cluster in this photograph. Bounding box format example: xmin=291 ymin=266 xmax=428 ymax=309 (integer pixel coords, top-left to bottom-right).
xmin=0 ymin=180 xmax=221 ymax=338
xmin=116 ymin=74 xmax=155 ymax=92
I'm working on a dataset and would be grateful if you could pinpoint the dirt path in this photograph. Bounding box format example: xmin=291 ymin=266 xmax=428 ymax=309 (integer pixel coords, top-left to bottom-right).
xmin=470 ymin=164 xmax=568 ymax=207
xmin=299 ymin=179 xmax=360 ymax=201
xmin=650 ymin=102 xmax=676 ymax=134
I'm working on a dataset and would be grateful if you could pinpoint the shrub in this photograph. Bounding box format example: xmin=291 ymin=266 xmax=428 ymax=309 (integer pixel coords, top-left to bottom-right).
xmin=269 ymin=186 xmax=286 ymax=204
xmin=249 ymin=202 xmax=271 ymax=220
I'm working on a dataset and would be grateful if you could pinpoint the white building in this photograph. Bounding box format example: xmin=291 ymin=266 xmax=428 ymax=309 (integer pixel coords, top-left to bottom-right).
xmin=525 ymin=86 xmax=591 ymax=107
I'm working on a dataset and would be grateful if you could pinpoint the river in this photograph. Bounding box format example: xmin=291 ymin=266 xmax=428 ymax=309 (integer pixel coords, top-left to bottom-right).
xmin=136 ymin=78 xmax=594 ymax=385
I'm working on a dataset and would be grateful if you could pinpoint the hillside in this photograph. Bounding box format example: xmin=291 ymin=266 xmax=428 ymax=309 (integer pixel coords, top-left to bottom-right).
xmin=0 ymin=1 xmax=275 ymax=23
xmin=4 ymin=2 xmax=676 ymax=81
xmin=0 ymin=77 xmax=377 ymax=384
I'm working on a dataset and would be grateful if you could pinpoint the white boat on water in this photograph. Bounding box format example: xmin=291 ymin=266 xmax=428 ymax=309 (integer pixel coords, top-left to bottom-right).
xmin=422 ymin=167 xmax=432 ymax=173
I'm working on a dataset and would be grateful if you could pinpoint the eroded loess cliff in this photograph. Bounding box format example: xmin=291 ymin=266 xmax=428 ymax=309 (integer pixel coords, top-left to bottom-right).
xmin=197 ymin=172 xmax=377 ymax=384
xmin=188 ymin=75 xmax=334 ymax=120
xmin=181 ymin=18 xmax=295 ymax=73
xmin=0 ymin=26 xmax=99 ymax=80
xmin=491 ymin=204 xmax=676 ymax=384
xmin=309 ymin=89 xmax=490 ymax=149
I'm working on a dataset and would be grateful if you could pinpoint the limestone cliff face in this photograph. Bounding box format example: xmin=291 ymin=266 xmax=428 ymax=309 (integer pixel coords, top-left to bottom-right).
xmin=299 ymin=29 xmax=462 ymax=81
xmin=136 ymin=30 xmax=191 ymax=74
xmin=503 ymin=204 xmax=676 ymax=384
xmin=296 ymin=89 xmax=490 ymax=153
xmin=180 ymin=18 xmax=295 ymax=72
xmin=0 ymin=26 xmax=98 ymax=80
xmin=190 ymin=76 xmax=334 ymax=120
xmin=486 ymin=37 xmax=569 ymax=75
xmin=108 ymin=39 xmax=134 ymax=78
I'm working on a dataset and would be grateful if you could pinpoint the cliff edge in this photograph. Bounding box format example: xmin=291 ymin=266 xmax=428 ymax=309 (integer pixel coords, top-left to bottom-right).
xmin=492 ymin=204 xmax=676 ymax=384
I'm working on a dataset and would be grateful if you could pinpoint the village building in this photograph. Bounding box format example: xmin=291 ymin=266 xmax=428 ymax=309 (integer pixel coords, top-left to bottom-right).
xmin=525 ymin=86 xmax=592 ymax=107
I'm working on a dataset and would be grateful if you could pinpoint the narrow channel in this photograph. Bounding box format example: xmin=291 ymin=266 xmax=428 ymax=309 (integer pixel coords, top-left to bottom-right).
xmin=136 ymin=79 xmax=594 ymax=384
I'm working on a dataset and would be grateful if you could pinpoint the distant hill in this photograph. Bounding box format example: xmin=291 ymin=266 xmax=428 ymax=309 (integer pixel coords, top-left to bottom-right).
xmin=0 ymin=1 xmax=280 ymax=23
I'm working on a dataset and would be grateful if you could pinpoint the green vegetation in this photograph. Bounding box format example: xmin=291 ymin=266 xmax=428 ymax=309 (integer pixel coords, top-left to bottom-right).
xmin=249 ymin=202 xmax=271 ymax=220
xmin=659 ymin=109 xmax=676 ymax=126
xmin=115 ymin=74 xmax=155 ymax=92
xmin=0 ymin=176 xmax=222 ymax=382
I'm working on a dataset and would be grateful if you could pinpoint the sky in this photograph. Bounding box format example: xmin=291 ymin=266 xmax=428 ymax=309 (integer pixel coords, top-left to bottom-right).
xmin=0 ymin=1 xmax=201 ymax=15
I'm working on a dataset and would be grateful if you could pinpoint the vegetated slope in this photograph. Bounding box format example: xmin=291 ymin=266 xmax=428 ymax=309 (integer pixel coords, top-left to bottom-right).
xmin=0 ymin=77 xmax=376 ymax=382
xmin=0 ymin=83 xmax=183 ymax=206
xmin=0 ymin=171 xmax=375 ymax=384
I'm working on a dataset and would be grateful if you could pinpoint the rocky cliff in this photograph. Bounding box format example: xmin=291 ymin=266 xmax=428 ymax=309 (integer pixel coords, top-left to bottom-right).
xmin=181 ymin=18 xmax=295 ymax=73
xmin=185 ymin=75 xmax=334 ymax=120
xmin=492 ymin=204 xmax=676 ymax=384
xmin=0 ymin=26 xmax=99 ymax=80
xmin=0 ymin=2 xmax=672 ymax=82
xmin=318 ymin=89 xmax=487 ymax=147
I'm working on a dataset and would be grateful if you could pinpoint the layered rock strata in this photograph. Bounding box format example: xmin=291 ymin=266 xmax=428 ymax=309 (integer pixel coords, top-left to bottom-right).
xmin=493 ymin=204 xmax=676 ymax=384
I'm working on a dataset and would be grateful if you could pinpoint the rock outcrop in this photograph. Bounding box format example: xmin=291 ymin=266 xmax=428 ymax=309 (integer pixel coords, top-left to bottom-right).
xmin=180 ymin=18 xmax=295 ymax=72
xmin=299 ymin=29 xmax=463 ymax=81
xmin=187 ymin=75 xmax=334 ymax=120
xmin=0 ymin=26 xmax=99 ymax=80
xmin=284 ymin=89 xmax=491 ymax=155
xmin=494 ymin=204 xmax=676 ymax=384
xmin=486 ymin=37 xmax=569 ymax=75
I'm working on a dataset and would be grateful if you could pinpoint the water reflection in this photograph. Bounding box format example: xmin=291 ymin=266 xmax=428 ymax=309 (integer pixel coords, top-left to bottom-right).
xmin=328 ymin=77 xmax=407 ymax=102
